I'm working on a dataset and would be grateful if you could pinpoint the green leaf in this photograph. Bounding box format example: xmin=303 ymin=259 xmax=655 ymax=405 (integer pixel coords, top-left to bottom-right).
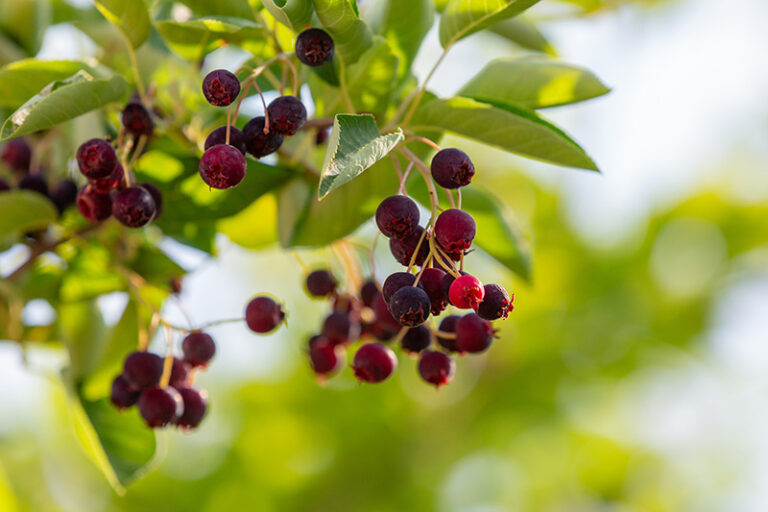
xmin=411 ymin=97 xmax=598 ymax=171
xmin=0 ymin=0 xmax=51 ymax=55
xmin=59 ymin=300 xmax=108 ymax=380
xmin=319 ymin=114 xmax=404 ymax=199
xmin=0 ymin=59 xmax=94 ymax=108
xmin=262 ymin=0 xmax=313 ymax=31
xmin=344 ymin=37 xmax=400 ymax=118
xmin=93 ymin=0 xmax=151 ymax=49
xmin=381 ymin=0 xmax=434 ymax=75
xmin=439 ymin=0 xmax=541 ymax=48
xmin=0 ymin=191 xmax=58 ymax=242
xmin=459 ymin=57 xmax=610 ymax=110
xmin=183 ymin=0 xmax=256 ymax=19
xmin=312 ymin=0 xmax=374 ymax=65
xmin=1 ymin=71 xmax=127 ymax=141
xmin=155 ymin=17 xmax=264 ymax=59
xmin=489 ymin=17 xmax=555 ymax=55
xmin=219 ymin=193 xmax=279 ymax=249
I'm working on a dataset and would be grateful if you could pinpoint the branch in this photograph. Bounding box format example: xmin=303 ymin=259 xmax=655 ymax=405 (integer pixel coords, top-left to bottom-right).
xmin=7 ymin=224 xmax=99 ymax=280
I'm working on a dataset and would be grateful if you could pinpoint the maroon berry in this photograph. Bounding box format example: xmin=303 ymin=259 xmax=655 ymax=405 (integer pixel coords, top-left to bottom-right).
xmin=389 ymin=286 xmax=431 ymax=327
xmin=1 ymin=139 xmax=31 ymax=171
xmin=202 ymin=69 xmax=240 ymax=107
xmin=199 ymin=144 xmax=247 ymax=189
xmin=418 ymin=350 xmax=456 ymax=387
xmin=372 ymin=293 xmax=400 ymax=340
xmin=122 ymin=102 xmax=154 ymax=137
xmin=390 ymin=226 xmax=429 ymax=266
xmin=322 ymin=312 xmax=355 ymax=345
xmin=112 ymin=186 xmax=156 ymax=227
xmin=50 ymin=179 xmax=78 ymax=212
xmin=360 ymin=280 xmax=379 ymax=308
xmin=306 ymin=269 xmax=337 ymax=297
xmin=455 ymin=313 xmax=495 ymax=353
xmin=174 ymin=386 xmax=208 ymax=429
xmin=18 ymin=174 xmax=48 ymax=196
xmin=401 ymin=325 xmax=431 ymax=354
xmin=419 ymin=268 xmax=447 ymax=315
xmin=140 ymin=183 xmax=163 ymax=219
xmin=110 ymin=374 xmax=139 ymax=409
xmin=434 ymin=209 xmax=476 ymax=255
xmin=436 ymin=315 xmax=460 ymax=352
xmin=182 ymin=331 xmax=216 ymax=367
xmin=430 ymin=148 xmax=475 ymax=189
xmin=382 ymin=272 xmax=417 ymax=304
xmin=169 ymin=357 xmax=190 ymax=387
xmin=243 ymin=116 xmax=284 ymax=158
xmin=205 ymin=126 xmax=246 ymax=155
xmin=315 ymin=126 xmax=331 ymax=145
xmin=77 ymin=185 xmax=112 ymax=222
xmin=376 ymin=195 xmax=420 ymax=239
xmin=477 ymin=284 xmax=513 ymax=321
xmin=123 ymin=351 xmax=163 ymax=390
xmin=89 ymin=163 xmax=124 ymax=194
xmin=138 ymin=386 xmax=183 ymax=428
xmin=449 ymin=274 xmax=484 ymax=309
xmin=309 ymin=336 xmax=343 ymax=375
xmin=295 ymin=28 xmax=335 ymax=67
xmin=353 ymin=343 xmax=397 ymax=383
xmin=245 ymin=296 xmax=285 ymax=333
xmin=267 ymin=96 xmax=307 ymax=136
xmin=76 ymin=139 xmax=117 ymax=179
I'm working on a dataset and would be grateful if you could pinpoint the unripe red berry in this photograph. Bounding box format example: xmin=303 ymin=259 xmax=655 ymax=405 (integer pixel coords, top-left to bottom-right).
xmin=202 ymin=69 xmax=240 ymax=107
xmin=89 ymin=163 xmax=124 ymax=194
xmin=243 ymin=116 xmax=284 ymax=158
xmin=110 ymin=374 xmax=139 ymax=410
xmin=390 ymin=225 xmax=429 ymax=266
xmin=353 ymin=343 xmax=397 ymax=383
xmin=389 ymin=286 xmax=431 ymax=327
xmin=375 ymin=195 xmax=420 ymax=239
xmin=306 ymin=269 xmax=337 ymax=297
xmin=245 ymin=296 xmax=285 ymax=333
xmin=77 ymin=185 xmax=112 ymax=222
xmin=477 ymin=284 xmax=513 ymax=320
xmin=418 ymin=268 xmax=447 ymax=315
xmin=112 ymin=186 xmax=156 ymax=227
xmin=448 ymin=274 xmax=485 ymax=309
xmin=18 ymin=174 xmax=48 ymax=196
xmin=295 ymin=28 xmax=335 ymax=67
xmin=267 ymin=96 xmax=307 ymax=136
xmin=182 ymin=331 xmax=216 ymax=367
xmin=455 ymin=313 xmax=495 ymax=353
xmin=401 ymin=325 xmax=431 ymax=354
xmin=434 ymin=209 xmax=476 ymax=255
xmin=123 ymin=351 xmax=163 ymax=390
xmin=138 ymin=386 xmax=184 ymax=428
xmin=122 ymin=102 xmax=154 ymax=137
xmin=1 ymin=138 xmax=31 ymax=171
xmin=174 ymin=386 xmax=208 ymax=429
xmin=430 ymin=148 xmax=474 ymax=189
xmin=199 ymin=144 xmax=247 ymax=189
xmin=418 ymin=350 xmax=455 ymax=387
xmin=440 ymin=270 xmax=467 ymax=299
xmin=382 ymin=272 xmax=417 ymax=304
xmin=205 ymin=126 xmax=246 ymax=155
xmin=436 ymin=315 xmax=460 ymax=352
xmin=77 ymin=139 xmax=117 ymax=179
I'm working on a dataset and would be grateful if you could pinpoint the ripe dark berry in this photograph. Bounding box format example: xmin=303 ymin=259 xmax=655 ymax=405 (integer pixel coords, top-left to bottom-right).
xmin=245 ymin=296 xmax=285 ymax=333
xmin=376 ymin=195 xmax=420 ymax=239
xmin=199 ymin=144 xmax=247 ymax=189
xmin=267 ymin=96 xmax=307 ymax=136
xmin=110 ymin=374 xmax=139 ymax=410
xmin=430 ymin=148 xmax=475 ymax=189
xmin=76 ymin=139 xmax=117 ymax=179
xmin=1 ymin=139 xmax=31 ymax=171
xmin=169 ymin=357 xmax=190 ymax=387
xmin=315 ymin=126 xmax=330 ymax=145
xmin=140 ymin=183 xmax=163 ymax=219
xmin=243 ymin=116 xmax=284 ymax=158
xmin=455 ymin=313 xmax=495 ymax=353
xmin=112 ymin=186 xmax=156 ymax=227
xmin=202 ymin=69 xmax=240 ymax=107
xmin=89 ymin=163 xmax=124 ymax=194
xmin=436 ymin=315 xmax=460 ymax=352
xmin=205 ymin=126 xmax=246 ymax=155
xmin=382 ymin=272 xmax=417 ymax=304
xmin=138 ymin=386 xmax=183 ymax=428
xmin=419 ymin=268 xmax=448 ymax=315
xmin=123 ymin=351 xmax=163 ymax=390
xmin=449 ymin=274 xmax=485 ymax=309
xmin=50 ymin=179 xmax=78 ymax=212
xmin=322 ymin=312 xmax=355 ymax=345
xmin=306 ymin=269 xmax=337 ymax=297
xmin=477 ymin=284 xmax=513 ymax=321
xmin=309 ymin=337 xmax=343 ymax=375
xmin=418 ymin=350 xmax=456 ymax=387
xmin=18 ymin=174 xmax=48 ymax=196
xmin=390 ymin=226 xmax=429 ymax=266
xmin=360 ymin=280 xmax=379 ymax=308
xmin=389 ymin=286 xmax=431 ymax=327
xmin=122 ymin=102 xmax=154 ymax=137
xmin=372 ymin=293 xmax=400 ymax=340
xmin=401 ymin=325 xmax=432 ymax=354
xmin=295 ymin=28 xmax=335 ymax=67
xmin=76 ymin=185 xmax=112 ymax=222
xmin=182 ymin=331 xmax=216 ymax=367
xmin=353 ymin=343 xmax=397 ymax=383
xmin=174 ymin=386 xmax=208 ymax=429
xmin=434 ymin=209 xmax=476 ymax=255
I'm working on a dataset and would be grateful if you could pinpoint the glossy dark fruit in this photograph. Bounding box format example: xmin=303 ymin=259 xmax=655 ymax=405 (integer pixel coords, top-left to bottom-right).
xmin=89 ymin=163 xmax=124 ymax=194
xmin=242 ymin=116 xmax=283 ymax=158
xmin=322 ymin=312 xmax=354 ymax=345
xmin=455 ymin=313 xmax=495 ymax=353
xmin=430 ymin=148 xmax=474 ymax=189
xmin=123 ymin=351 xmax=163 ymax=390
xmin=419 ymin=268 xmax=448 ymax=315
xmin=245 ymin=296 xmax=285 ymax=333
xmin=353 ymin=343 xmax=397 ymax=383
xmin=199 ymin=144 xmax=247 ymax=189
xmin=434 ymin=209 xmax=476 ymax=255
xmin=477 ymin=284 xmax=513 ymax=321
xmin=202 ymin=69 xmax=241 ymax=107
xmin=138 ymin=386 xmax=184 ymax=428
xmin=1 ymin=139 xmax=31 ymax=171
xmin=267 ymin=96 xmax=307 ymax=136
xmin=449 ymin=274 xmax=485 ymax=309
xmin=112 ymin=186 xmax=156 ymax=227
xmin=309 ymin=336 xmax=343 ymax=375
xmin=76 ymin=185 xmax=112 ymax=222
xmin=77 ymin=139 xmax=117 ymax=179
xmin=174 ymin=387 xmax=208 ymax=429
xmin=182 ymin=331 xmax=216 ymax=367
xmin=306 ymin=269 xmax=337 ymax=297
xmin=50 ymin=179 xmax=78 ymax=212
xmin=295 ymin=28 xmax=335 ymax=67
xmin=205 ymin=126 xmax=246 ymax=155
xmin=140 ymin=183 xmax=163 ymax=219
xmin=401 ymin=325 xmax=432 ymax=354
xmin=436 ymin=315 xmax=460 ymax=352
xmin=122 ymin=102 xmax=154 ymax=137
xmin=110 ymin=374 xmax=140 ymax=409
xmin=382 ymin=272 xmax=417 ymax=304
xmin=376 ymin=195 xmax=420 ymax=239
xmin=389 ymin=286 xmax=431 ymax=327
xmin=418 ymin=350 xmax=456 ymax=387
xmin=390 ymin=225 xmax=429 ymax=266
xmin=18 ymin=174 xmax=48 ymax=196
xmin=360 ymin=280 xmax=380 ymax=308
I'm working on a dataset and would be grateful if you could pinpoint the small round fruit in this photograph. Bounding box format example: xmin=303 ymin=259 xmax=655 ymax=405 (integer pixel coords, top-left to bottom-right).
xmin=267 ymin=96 xmax=307 ymax=136
xmin=306 ymin=269 xmax=337 ymax=297
xmin=449 ymin=274 xmax=485 ymax=309
xmin=455 ymin=313 xmax=495 ymax=353
xmin=382 ymin=272 xmax=417 ymax=304
xmin=202 ymin=69 xmax=240 ymax=106
xmin=360 ymin=280 xmax=380 ymax=308
xmin=140 ymin=183 xmax=163 ymax=219
xmin=401 ymin=325 xmax=431 ymax=354
xmin=50 ymin=179 xmax=78 ymax=213
xmin=123 ymin=351 xmax=163 ymax=390
xmin=169 ymin=358 xmax=190 ymax=388
xmin=430 ymin=148 xmax=474 ymax=189
xmin=110 ymin=374 xmax=139 ymax=410
xmin=77 ymin=139 xmax=117 ymax=179
xmin=174 ymin=386 xmax=208 ymax=429
xmin=436 ymin=315 xmax=460 ymax=352
xmin=440 ymin=270 xmax=467 ymax=299
xmin=199 ymin=144 xmax=247 ymax=189
xmin=372 ymin=293 xmax=400 ymax=340
xmin=309 ymin=336 xmax=343 ymax=375
xmin=242 ymin=116 xmax=284 ymax=158
xmin=322 ymin=312 xmax=354 ymax=345
xmin=18 ymin=174 xmax=48 ymax=196
xmin=182 ymin=331 xmax=216 ymax=367
xmin=1 ymin=139 xmax=31 ymax=171
xmin=204 ymin=126 xmax=246 ymax=155
xmin=418 ymin=350 xmax=455 ymax=387
xmin=434 ymin=209 xmax=476 ymax=255
xmin=390 ymin=226 xmax=429 ymax=266
xmin=122 ymin=102 xmax=154 ymax=137
xmin=419 ymin=268 xmax=447 ymax=315
xmin=388 ymin=286 xmax=431 ymax=327
xmin=76 ymin=185 xmax=112 ymax=222
xmin=245 ymin=296 xmax=285 ymax=333
xmin=353 ymin=343 xmax=397 ymax=383
xmin=295 ymin=28 xmax=335 ymax=67
xmin=138 ymin=386 xmax=183 ymax=428
xmin=376 ymin=195 xmax=420 ymax=239
xmin=89 ymin=163 xmax=124 ymax=194
xmin=477 ymin=284 xmax=513 ymax=321
xmin=112 ymin=186 xmax=156 ymax=227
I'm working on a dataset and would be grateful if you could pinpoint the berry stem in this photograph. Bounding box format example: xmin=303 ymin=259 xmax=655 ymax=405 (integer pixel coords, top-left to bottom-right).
xmin=457 ymin=189 xmax=462 ymax=210
xmin=337 ymin=54 xmax=355 ymax=113
xmin=398 ymin=147 xmax=438 ymax=221
xmin=406 ymin=226 xmax=429 ymax=273
xmin=397 ymin=162 xmax=414 ymax=195
xmin=444 ymin=188 xmax=456 ymax=209
xmin=413 ymin=255 xmax=432 ymax=286
xmin=226 ymin=103 xmax=232 ymax=145
xmin=198 ymin=317 xmax=245 ymax=329
xmin=404 ymin=136 xmax=441 ymax=153
xmin=122 ymin=36 xmax=149 ymax=105
xmin=369 ymin=232 xmax=380 ymax=286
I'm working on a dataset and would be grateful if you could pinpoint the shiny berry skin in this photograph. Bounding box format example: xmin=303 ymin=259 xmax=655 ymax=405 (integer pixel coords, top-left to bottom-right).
xmin=89 ymin=163 xmax=123 ymax=194
xmin=245 ymin=296 xmax=285 ymax=333
xmin=436 ymin=315 xmax=460 ymax=352
xmin=205 ymin=126 xmax=246 ymax=155
xmin=418 ymin=350 xmax=456 ymax=387
xmin=430 ymin=148 xmax=474 ymax=189
xmin=50 ymin=179 xmax=78 ymax=213
xmin=199 ymin=144 xmax=247 ymax=189
xmin=353 ymin=343 xmax=397 ymax=383
xmin=322 ymin=312 xmax=355 ymax=345
xmin=389 ymin=286 xmax=431 ymax=327
xmin=123 ymin=351 xmax=163 ymax=390
xmin=138 ymin=386 xmax=183 ymax=428
xmin=306 ymin=269 xmax=337 ymax=297
xmin=182 ymin=331 xmax=216 ymax=367
xmin=1 ymin=139 xmax=31 ymax=171
xmin=390 ymin=226 xmax=429 ymax=266
xmin=174 ymin=386 xmax=208 ymax=429
xmin=76 ymin=139 xmax=117 ymax=179
xmin=382 ymin=272 xmax=417 ymax=304
xmin=18 ymin=174 xmax=48 ymax=196
xmin=76 ymin=185 xmax=112 ymax=222
xmin=122 ymin=102 xmax=154 ymax=137
xmin=140 ymin=183 xmax=163 ymax=219
xmin=110 ymin=374 xmax=139 ymax=409
xmin=419 ymin=268 xmax=447 ymax=315
xmin=477 ymin=284 xmax=513 ymax=321
xmin=360 ymin=280 xmax=379 ymax=308
xmin=449 ymin=274 xmax=485 ymax=309
xmin=376 ymin=195 xmax=420 ymax=239
xmin=202 ymin=69 xmax=240 ymax=107
xmin=455 ymin=313 xmax=495 ymax=353
xmin=295 ymin=28 xmax=335 ymax=67
xmin=309 ymin=336 xmax=343 ymax=375
xmin=440 ymin=270 xmax=467 ymax=299
xmin=434 ymin=209 xmax=476 ymax=255
xmin=112 ymin=186 xmax=156 ymax=227
xmin=401 ymin=325 xmax=431 ymax=354
xmin=243 ymin=116 xmax=284 ymax=158
xmin=169 ymin=358 xmax=190 ymax=387
xmin=267 ymin=96 xmax=307 ymax=136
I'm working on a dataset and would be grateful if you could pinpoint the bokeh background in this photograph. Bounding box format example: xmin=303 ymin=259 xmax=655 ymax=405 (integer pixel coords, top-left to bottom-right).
xmin=2 ymin=0 xmax=768 ymax=510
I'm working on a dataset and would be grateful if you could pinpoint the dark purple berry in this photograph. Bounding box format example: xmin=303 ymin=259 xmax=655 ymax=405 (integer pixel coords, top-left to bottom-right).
xmin=140 ymin=183 xmax=163 ymax=219
xmin=89 ymin=163 xmax=124 ymax=194
xmin=388 ymin=286 xmax=431 ymax=327
xmin=360 ymin=280 xmax=379 ymax=308
xmin=375 ymin=195 xmax=420 ymax=239
xmin=477 ymin=284 xmax=513 ymax=320
xmin=1 ymin=139 xmax=31 ymax=171
xmin=18 ymin=173 xmax=48 ymax=196
xmin=112 ymin=186 xmax=156 ymax=227
xmin=455 ymin=313 xmax=495 ymax=353
xmin=353 ymin=343 xmax=397 ymax=383
xmin=382 ymin=272 xmax=417 ymax=304
xmin=199 ymin=144 xmax=247 ymax=189
xmin=49 ymin=179 xmax=78 ymax=212
xmin=267 ymin=96 xmax=307 ymax=136
xmin=315 ymin=126 xmax=331 ymax=145
xmin=169 ymin=357 xmax=190 ymax=387
xmin=419 ymin=268 xmax=447 ymax=315
xmin=436 ymin=315 xmax=460 ymax=352
xmin=76 ymin=139 xmax=117 ymax=179
xmin=322 ymin=312 xmax=355 ymax=345
xmin=309 ymin=337 xmax=343 ymax=375
xmin=138 ymin=386 xmax=183 ymax=428
xmin=430 ymin=148 xmax=474 ymax=189
xmin=401 ymin=325 xmax=431 ymax=354
xmin=245 ymin=296 xmax=285 ymax=333
xmin=205 ymin=126 xmax=246 ymax=155
xmin=435 ymin=209 xmax=476 ymax=255
xmin=449 ymin=274 xmax=484 ymax=310
xmin=295 ymin=28 xmax=335 ymax=67
xmin=418 ymin=350 xmax=455 ymax=387
xmin=76 ymin=185 xmax=112 ymax=222
xmin=182 ymin=331 xmax=216 ymax=367
xmin=306 ymin=269 xmax=337 ymax=297
xmin=242 ymin=116 xmax=283 ymax=158
xmin=122 ymin=102 xmax=154 ymax=137
xmin=110 ymin=374 xmax=139 ymax=409
xmin=390 ymin=226 xmax=429 ymax=266
xmin=372 ymin=293 xmax=400 ymax=340
xmin=202 ymin=69 xmax=240 ymax=106
xmin=174 ymin=386 xmax=208 ymax=429
xmin=123 ymin=351 xmax=163 ymax=390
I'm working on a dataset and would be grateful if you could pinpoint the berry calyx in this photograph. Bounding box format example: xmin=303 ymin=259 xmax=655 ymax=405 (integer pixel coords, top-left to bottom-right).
xmin=76 ymin=185 xmax=112 ymax=222
xmin=18 ymin=174 xmax=48 ymax=196
xmin=174 ymin=387 xmax=208 ymax=429
xmin=390 ymin=226 xmax=429 ymax=266
xmin=243 ymin=116 xmax=284 ymax=158
xmin=122 ymin=102 xmax=154 ymax=137
xmin=267 ymin=96 xmax=307 ymax=136
xmin=202 ymin=69 xmax=240 ymax=107
xmin=182 ymin=331 xmax=216 ymax=367
xmin=1 ymin=139 xmax=31 ymax=171
xmin=110 ymin=374 xmax=140 ymax=410
xmin=401 ymin=325 xmax=432 ymax=354
xmin=309 ymin=336 xmax=343 ymax=375
xmin=140 ymin=182 xmax=163 ymax=219
xmin=434 ymin=209 xmax=476 ymax=255
xmin=205 ymin=126 xmax=246 ymax=155
xmin=199 ymin=144 xmax=247 ymax=189
xmin=112 ymin=186 xmax=156 ymax=227
xmin=123 ymin=351 xmax=163 ymax=390
xmin=306 ymin=269 xmax=337 ymax=297
xmin=138 ymin=386 xmax=183 ymax=428
xmin=418 ymin=268 xmax=448 ymax=315
xmin=436 ymin=315 xmax=460 ymax=352
xmin=352 ymin=343 xmax=397 ymax=383
xmin=477 ymin=284 xmax=513 ymax=321
xmin=418 ymin=350 xmax=455 ymax=387
xmin=245 ymin=296 xmax=285 ymax=333
xmin=77 ymin=139 xmax=117 ymax=179
xmin=382 ymin=272 xmax=417 ymax=304
xmin=89 ymin=163 xmax=124 ymax=194
xmin=295 ymin=28 xmax=335 ymax=67
xmin=455 ymin=313 xmax=495 ymax=353
xmin=375 ymin=195 xmax=420 ymax=239
xmin=448 ymin=274 xmax=485 ymax=309
xmin=430 ymin=148 xmax=475 ymax=189
xmin=388 ymin=286 xmax=431 ymax=327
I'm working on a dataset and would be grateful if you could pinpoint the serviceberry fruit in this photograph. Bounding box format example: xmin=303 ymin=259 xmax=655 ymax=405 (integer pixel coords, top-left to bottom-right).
xmin=245 ymin=296 xmax=285 ymax=333
xmin=309 ymin=336 xmax=343 ymax=375
xmin=477 ymin=284 xmax=513 ymax=321
xmin=353 ymin=343 xmax=397 ymax=383
xmin=376 ymin=195 xmax=420 ymax=239
xmin=434 ymin=209 xmax=476 ymax=255
xmin=199 ymin=144 xmax=247 ymax=189
xmin=306 ymin=269 xmax=337 ymax=297
xmin=322 ymin=312 xmax=354 ymax=345
xmin=122 ymin=102 xmax=154 ymax=137
xmin=76 ymin=185 xmax=112 ymax=222
xmin=1 ymin=139 xmax=31 ymax=171
xmin=18 ymin=174 xmax=48 ymax=196
xmin=449 ymin=274 xmax=485 ymax=309
xmin=110 ymin=374 xmax=139 ymax=410
xmin=243 ymin=116 xmax=284 ymax=158
xmin=390 ymin=225 xmax=429 ymax=266
xmin=205 ymin=126 xmax=246 ymax=155
xmin=112 ymin=186 xmax=156 ymax=227
xmin=315 ymin=126 xmax=331 ymax=145
xmin=89 ymin=163 xmax=124 ymax=194
xmin=401 ymin=325 xmax=431 ymax=354
xmin=76 ymin=139 xmax=117 ymax=179
xmin=418 ymin=350 xmax=456 ymax=387
xmin=267 ymin=96 xmax=307 ymax=136
xmin=138 ymin=386 xmax=183 ymax=428
xmin=174 ymin=386 xmax=208 ymax=429
xmin=140 ymin=182 xmax=163 ymax=219
xmin=295 ymin=28 xmax=335 ymax=67
xmin=418 ymin=268 xmax=448 ymax=315
xmin=169 ymin=357 xmax=190 ymax=388
xmin=123 ymin=351 xmax=163 ymax=390
xmin=436 ymin=315 xmax=460 ymax=352
xmin=371 ymin=293 xmax=400 ymax=340
xmin=440 ymin=270 xmax=467 ymax=299
xmin=202 ymin=69 xmax=240 ymax=107
xmin=382 ymin=272 xmax=417 ymax=304
xmin=182 ymin=331 xmax=216 ymax=367
xmin=360 ymin=280 xmax=380 ymax=308
xmin=455 ymin=313 xmax=495 ymax=353
xmin=430 ymin=148 xmax=474 ymax=189
xmin=388 ymin=286 xmax=431 ymax=327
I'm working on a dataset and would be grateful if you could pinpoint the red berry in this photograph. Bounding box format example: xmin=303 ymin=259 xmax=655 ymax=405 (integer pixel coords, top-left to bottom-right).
xmin=440 ymin=270 xmax=467 ymax=299
xmin=436 ymin=315 xmax=460 ymax=352
xmin=389 ymin=225 xmax=429 ymax=266
xmin=389 ymin=286 xmax=431 ymax=327
xmin=140 ymin=183 xmax=163 ymax=219
xmin=123 ymin=351 xmax=163 ymax=390
xmin=360 ymin=280 xmax=379 ymax=308
xmin=138 ymin=386 xmax=183 ymax=428
xmin=182 ymin=331 xmax=216 ymax=367
xmin=455 ymin=313 xmax=495 ymax=353
xmin=122 ymin=102 xmax=154 ymax=137
xmin=353 ymin=343 xmax=397 ymax=383
xmin=375 ymin=195 xmax=420 ymax=239
xmin=477 ymin=284 xmax=513 ymax=320
xmin=418 ymin=268 xmax=447 ymax=315
xmin=322 ymin=312 xmax=356 ymax=345
xmin=448 ymin=274 xmax=485 ymax=309
xmin=309 ymin=336 xmax=343 ymax=375
xmin=1 ymin=139 xmax=31 ymax=171
xmin=430 ymin=148 xmax=474 ymax=189
xmin=174 ymin=386 xmax=208 ymax=429
xmin=202 ymin=69 xmax=240 ymax=107
xmin=243 ymin=116 xmax=284 ymax=158
xmin=18 ymin=173 xmax=48 ymax=196
xmin=418 ymin=350 xmax=455 ymax=387
xmin=205 ymin=126 xmax=246 ymax=155
xmin=89 ymin=163 xmax=124 ymax=194
xmin=434 ymin=209 xmax=476 ymax=255
xmin=112 ymin=186 xmax=156 ymax=227
xmin=110 ymin=374 xmax=139 ymax=409
xmin=245 ymin=296 xmax=285 ymax=333
xmin=77 ymin=185 xmax=112 ymax=222
xmin=295 ymin=28 xmax=335 ymax=67
xmin=267 ymin=96 xmax=307 ymax=136
xmin=306 ymin=269 xmax=337 ymax=297
xmin=77 ymin=139 xmax=117 ymax=179
xmin=401 ymin=325 xmax=431 ymax=354
xmin=199 ymin=144 xmax=247 ymax=189
xmin=382 ymin=272 xmax=417 ymax=304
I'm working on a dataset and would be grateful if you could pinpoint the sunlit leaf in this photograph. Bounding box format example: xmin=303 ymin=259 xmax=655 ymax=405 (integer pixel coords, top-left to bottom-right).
xmin=262 ymin=0 xmax=313 ymax=31
xmin=312 ymin=0 xmax=373 ymax=65
xmin=439 ymin=0 xmax=541 ymax=47
xmin=155 ymin=17 xmax=264 ymax=59
xmin=381 ymin=0 xmax=434 ymax=75
xmin=489 ymin=17 xmax=555 ymax=55
xmin=0 ymin=191 xmax=58 ymax=242
xmin=0 ymin=59 xmax=95 ymax=108
xmin=94 ymin=0 xmax=152 ymax=49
